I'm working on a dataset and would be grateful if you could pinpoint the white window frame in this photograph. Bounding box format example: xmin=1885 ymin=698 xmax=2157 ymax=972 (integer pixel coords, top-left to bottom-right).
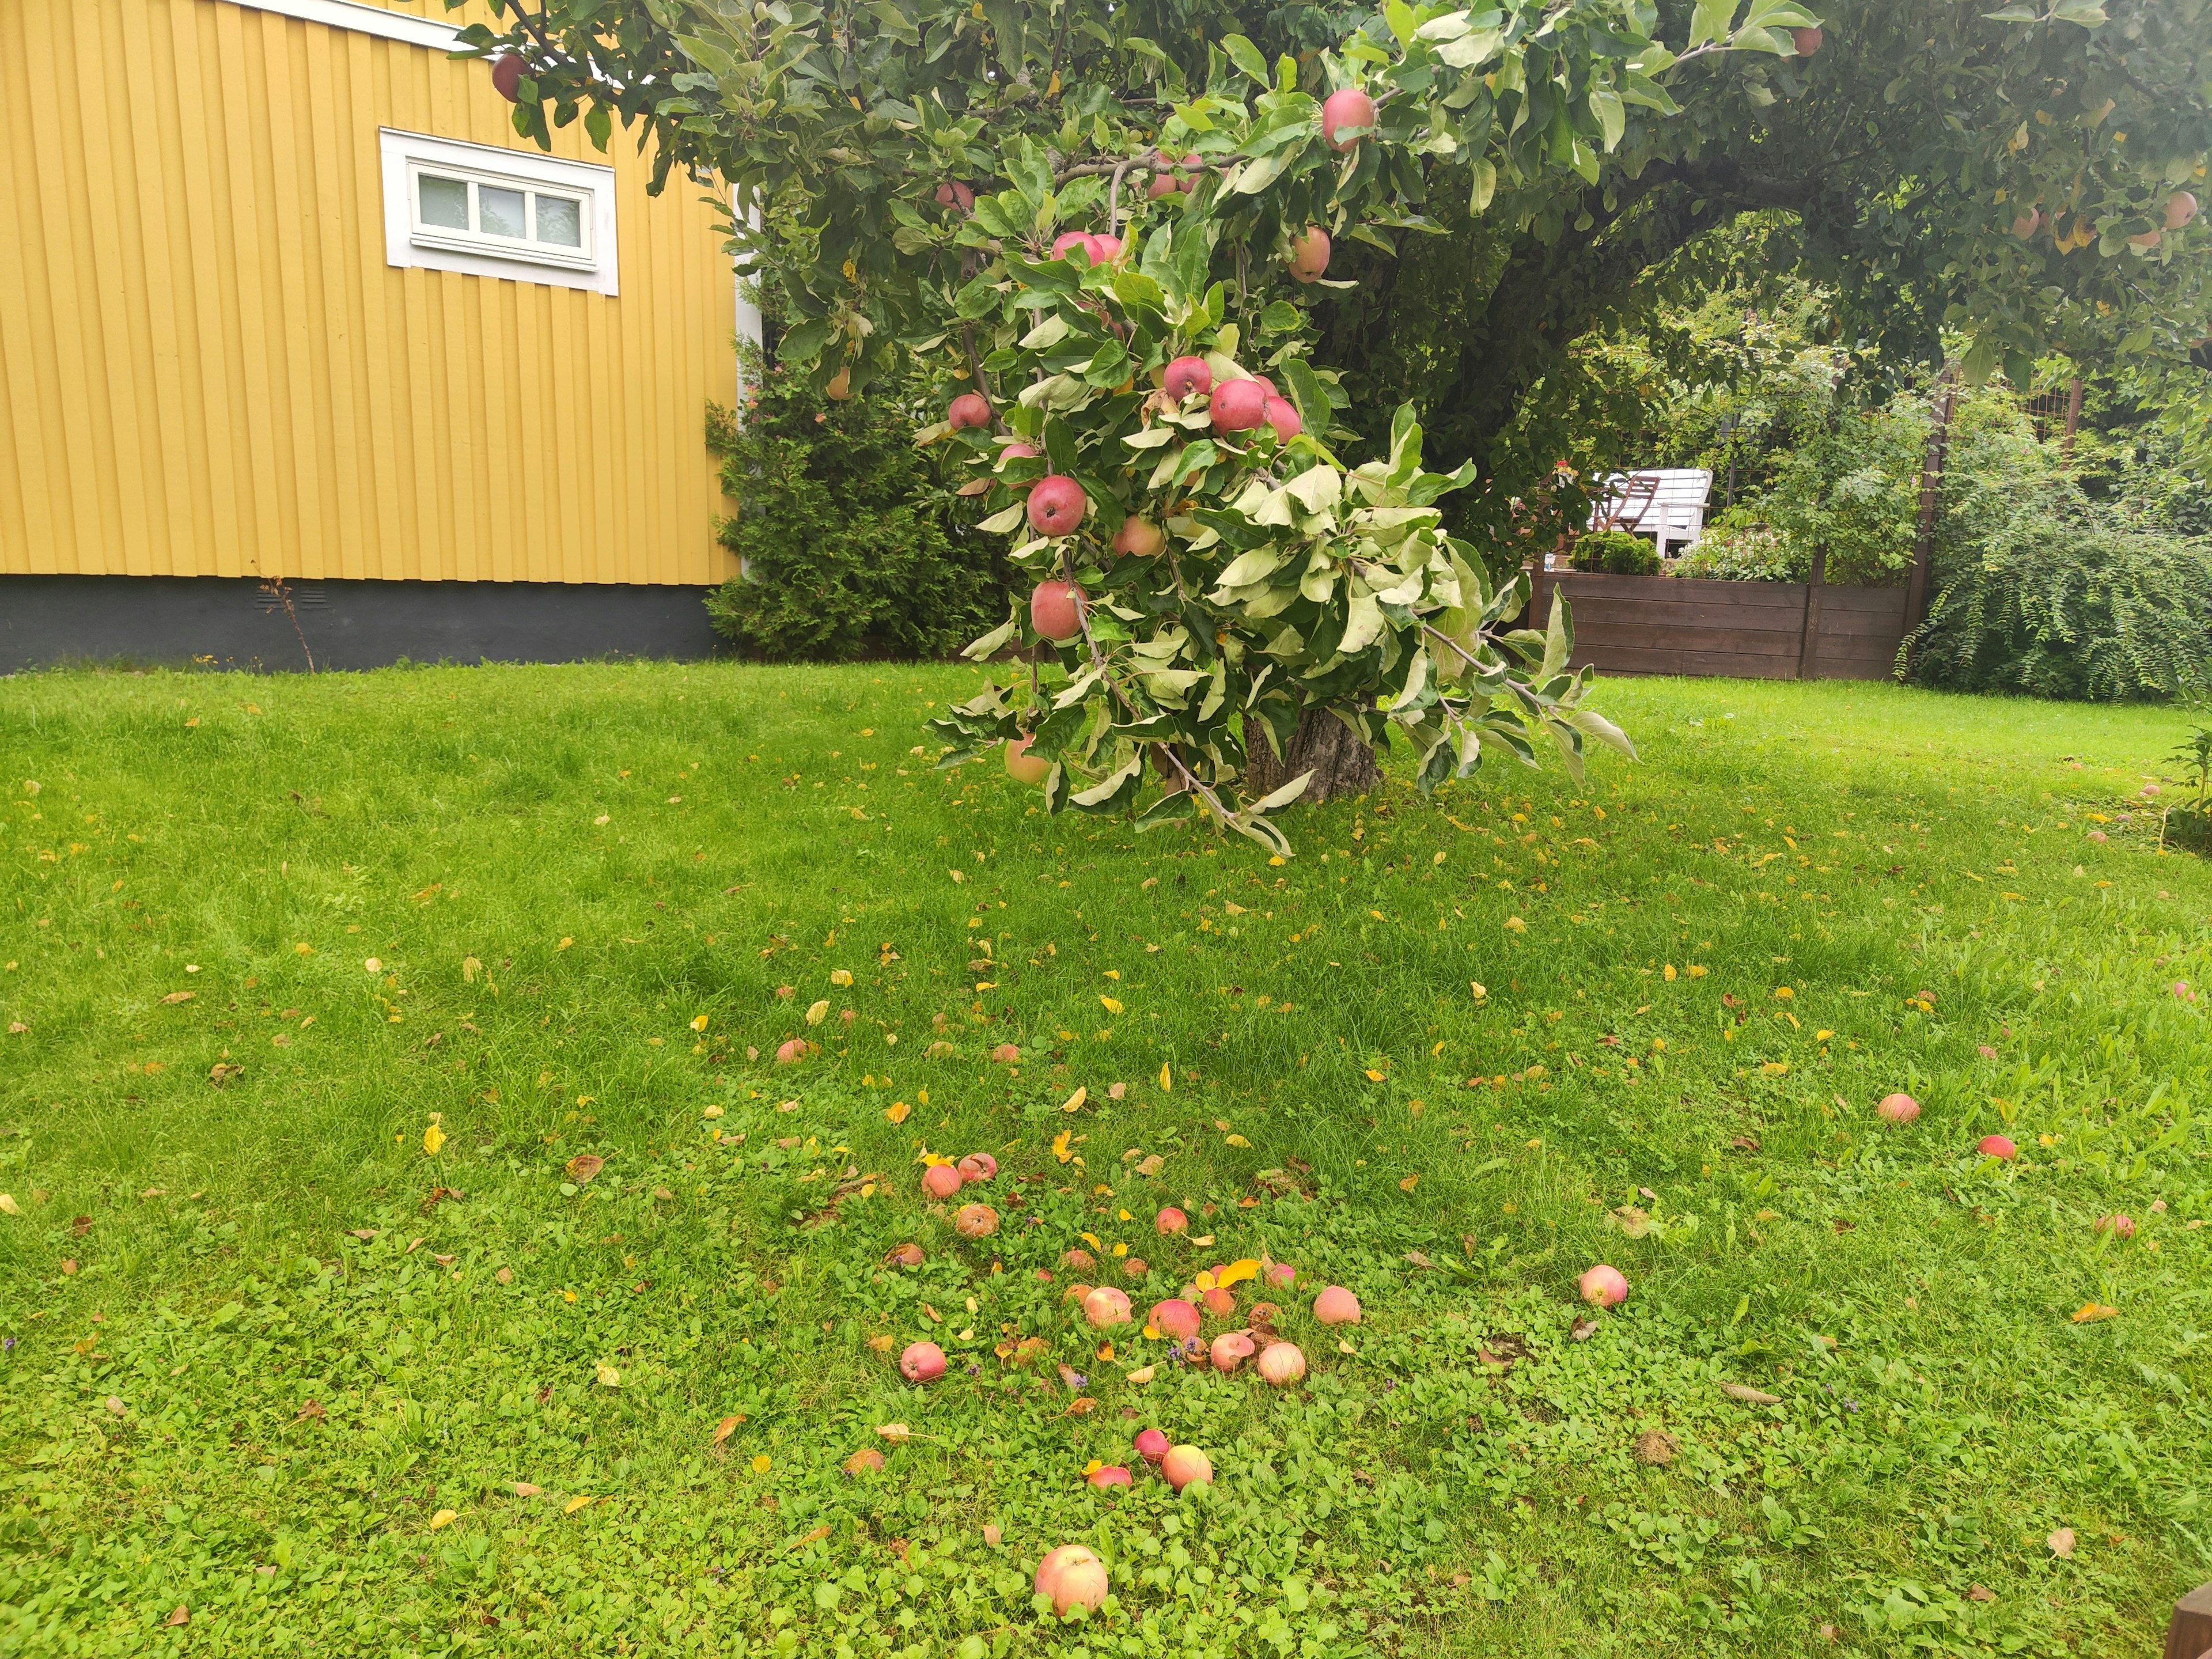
xmin=378 ymin=128 xmax=619 ymax=296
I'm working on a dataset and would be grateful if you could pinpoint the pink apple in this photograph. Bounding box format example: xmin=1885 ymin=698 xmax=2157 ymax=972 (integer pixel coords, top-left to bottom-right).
xmin=1162 ymin=357 xmax=1212 ymax=402
xmin=1876 ymin=1093 xmax=1921 ymax=1125
xmin=1084 ymin=1286 xmax=1132 ymax=1328
xmin=2168 ymin=191 xmax=2199 ymax=230
xmin=1149 ymin=1298 xmax=1202 ymax=1342
xmin=1085 ymin=233 xmax=1123 ymax=266
xmin=2097 ymin=1213 xmax=2136 ymax=1240
xmin=1161 ymin=1445 xmax=1213 ymax=1491
xmin=1035 ymin=1544 xmax=1105 ymax=1613
xmin=1256 ymin=1342 xmax=1306 ymax=1386
xmin=1978 ymin=1134 xmax=2018 ymax=1161
xmin=899 ymin=1341 xmax=946 ymax=1382
xmin=948 ymin=392 xmax=992 ymax=429
xmin=1578 ymin=1264 xmax=1628 ymax=1308
xmin=1134 ymin=1427 xmax=1170 ymax=1463
xmin=884 ymin=1242 xmax=924 ymax=1268
xmin=1790 ymin=25 xmax=1821 ymax=54
xmin=1200 ymin=1286 xmax=1236 ymax=1319
xmin=1289 ymin=226 xmax=1331 ymax=282
xmin=1147 ymin=171 xmax=1182 ymax=199
xmin=1087 ymin=1464 xmax=1132 ymax=1489
xmin=922 ymin=1163 xmax=963 ymax=1200
xmin=491 ymin=55 xmax=528 ymax=102
xmin=1005 ymin=736 xmax=1052 ymax=784
xmin=990 ymin=1043 xmax=1020 ymax=1063
xmin=1313 ymin=1285 xmax=1362 ymax=1325
xmin=1113 ymin=516 xmax=1165 ymax=557
xmin=1262 ymin=397 xmax=1302 ymax=442
xmin=1031 ymin=579 xmax=1085 ymax=641
xmin=2012 ymin=207 xmax=2041 ymax=239
xmin=1321 ymin=87 xmax=1377 ymax=151
xmin=1050 ymin=230 xmax=1092 ymax=261
xmin=774 ymin=1038 xmax=807 ymax=1063
xmin=934 ymin=179 xmax=975 ymax=213
xmin=1210 ymin=1331 xmax=1255 ymax=1373
xmin=1027 ymin=476 xmax=1089 ymax=537
xmin=1208 ymin=378 xmax=1268 ymax=434
xmin=958 ymin=1152 xmax=998 ymax=1182
xmin=1154 ymin=1206 xmax=1188 ymax=1235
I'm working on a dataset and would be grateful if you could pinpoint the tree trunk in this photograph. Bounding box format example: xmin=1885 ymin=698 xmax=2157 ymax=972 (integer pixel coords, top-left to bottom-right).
xmin=1244 ymin=707 xmax=1381 ymax=805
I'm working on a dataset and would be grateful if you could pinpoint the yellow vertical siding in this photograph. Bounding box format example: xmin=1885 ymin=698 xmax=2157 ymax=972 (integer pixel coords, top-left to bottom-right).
xmin=0 ymin=0 xmax=739 ymax=584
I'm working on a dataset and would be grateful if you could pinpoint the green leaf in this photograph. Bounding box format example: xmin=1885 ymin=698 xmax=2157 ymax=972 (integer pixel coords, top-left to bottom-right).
xmin=1249 ymin=770 xmax=1317 ymax=813
xmin=2047 ymin=0 xmax=2106 ymax=22
xmin=1688 ymin=0 xmax=1737 ymax=49
xmin=1222 ymin=33 xmax=1271 ymax=85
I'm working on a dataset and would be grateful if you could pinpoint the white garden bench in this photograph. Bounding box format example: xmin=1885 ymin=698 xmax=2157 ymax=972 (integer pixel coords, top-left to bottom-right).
xmin=1588 ymin=468 xmax=1714 ymax=560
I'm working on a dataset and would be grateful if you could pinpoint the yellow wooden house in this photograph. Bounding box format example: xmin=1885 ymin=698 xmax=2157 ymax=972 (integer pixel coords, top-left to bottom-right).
xmin=0 ymin=0 xmax=751 ymax=669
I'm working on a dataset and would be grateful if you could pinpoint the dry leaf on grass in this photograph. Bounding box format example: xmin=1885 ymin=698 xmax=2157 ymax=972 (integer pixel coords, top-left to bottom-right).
xmin=1720 ymin=1383 xmax=1782 ymax=1406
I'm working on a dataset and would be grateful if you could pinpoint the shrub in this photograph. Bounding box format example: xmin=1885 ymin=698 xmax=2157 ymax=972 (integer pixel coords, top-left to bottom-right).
xmin=703 ymin=354 xmax=1013 ymax=661
xmin=1910 ymin=518 xmax=2212 ymax=702
xmin=1669 ymin=510 xmax=1801 ymax=581
xmin=1571 ymin=529 xmax=1660 ymax=575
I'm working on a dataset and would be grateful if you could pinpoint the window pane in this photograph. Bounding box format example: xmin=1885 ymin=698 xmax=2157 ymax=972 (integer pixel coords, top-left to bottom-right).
xmin=480 ymin=185 xmax=527 ymax=239
xmin=535 ymin=194 xmax=582 ymax=248
xmin=418 ymin=174 xmax=469 ymax=230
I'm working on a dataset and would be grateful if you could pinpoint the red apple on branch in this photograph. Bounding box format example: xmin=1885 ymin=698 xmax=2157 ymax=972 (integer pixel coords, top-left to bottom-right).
xmin=948 ymin=392 xmax=992 ymax=429
xmin=1289 ymin=226 xmax=1331 ymax=282
xmin=1031 ymin=579 xmax=1085 ymax=641
xmin=1113 ymin=516 xmax=1166 ymax=557
xmin=1321 ymin=88 xmax=1377 ymax=151
xmin=1790 ymin=25 xmax=1821 ymax=54
xmin=1027 ymin=476 xmax=1089 ymax=537
xmin=1208 ymin=378 xmax=1268 ymax=434
xmin=491 ymin=54 xmax=527 ymax=101
xmin=1163 ymin=356 xmax=1213 ymax=402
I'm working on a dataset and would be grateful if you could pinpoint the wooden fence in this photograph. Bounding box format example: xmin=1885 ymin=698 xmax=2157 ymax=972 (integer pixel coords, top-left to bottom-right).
xmin=1525 ymin=555 xmax=1911 ymax=681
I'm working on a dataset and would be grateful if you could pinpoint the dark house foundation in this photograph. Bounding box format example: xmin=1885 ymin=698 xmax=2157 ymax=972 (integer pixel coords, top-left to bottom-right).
xmin=0 ymin=577 xmax=726 ymax=674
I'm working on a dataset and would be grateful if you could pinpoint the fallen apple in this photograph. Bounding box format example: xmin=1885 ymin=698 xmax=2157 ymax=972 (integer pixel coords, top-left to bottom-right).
xmin=1027 ymin=477 xmax=1089 ymax=539
xmin=1876 ymin=1092 xmax=1921 ymax=1125
xmin=1978 ymin=1134 xmax=2018 ymax=1161
xmin=1321 ymin=86 xmax=1377 ymax=151
xmin=990 ymin=1043 xmax=1020 ymax=1063
xmin=2096 ymin=1213 xmax=2136 ymax=1240
xmin=1210 ymin=1331 xmax=1255 ymax=1373
xmin=958 ymin=1152 xmax=999 ymax=1182
xmin=1313 ymin=1285 xmax=1362 ymax=1325
xmin=1155 ymin=1206 xmax=1189 ymax=1235
xmin=1265 ymin=1262 xmax=1298 ymax=1290
xmin=1122 ymin=1256 xmax=1149 ymax=1280
xmin=1086 ymin=1463 xmax=1132 ymax=1489
xmin=1034 ymin=1544 xmax=1107 ymax=1614
xmin=1256 ymin=1341 xmax=1307 ymax=1386
xmin=1149 ymin=1298 xmax=1202 ymax=1342
xmin=774 ymin=1038 xmax=807 ymax=1064
xmin=922 ymin=1162 xmax=963 ymax=1200
xmin=1134 ymin=1427 xmax=1170 ymax=1463
xmin=884 ymin=1242 xmax=925 ymax=1268
xmin=955 ymin=1203 xmax=999 ymax=1238
xmin=1063 ymin=1248 xmax=1098 ymax=1272
xmin=843 ymin=1447 xmax=885 ymax=1475
xmin=1161 ymin=1444 xmax=1213 ymax=1491
xmin=1578 ymin=1264 xmax=1629 ymax=1308
xmin=1084 ymin=1286 xmax=1133 ymax=1328
xmin=1005 ymin=736 xmax=1052 ymax=786
xmin=1201 ymin=1286 xmax=1237 ymax=1319
xmin=947 ymin=391 xmax=993 ymax=430
xmin=899 ymin=1341 xmax=946 ymax=1382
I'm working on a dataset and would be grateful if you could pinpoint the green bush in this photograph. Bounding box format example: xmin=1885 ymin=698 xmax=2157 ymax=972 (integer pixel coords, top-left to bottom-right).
xmin=703 ymin=355 xmax=1013 ymax=661
xmin=1669 ymin=509 xmax=1801 ymax=581
xmin=1570 ymin=529 xmax=1660 ymax=575
xmin=1910 ymin=518 xmax=2212 ymax=702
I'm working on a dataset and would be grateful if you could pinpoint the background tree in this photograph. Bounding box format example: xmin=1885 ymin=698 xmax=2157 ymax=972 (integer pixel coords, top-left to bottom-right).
xmin=452 ymin=0 xmax=2206 ymax=825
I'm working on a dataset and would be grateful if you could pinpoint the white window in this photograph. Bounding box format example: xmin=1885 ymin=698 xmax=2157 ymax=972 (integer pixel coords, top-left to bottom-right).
xmin=378 ymin=128 xmax=619 ymax=296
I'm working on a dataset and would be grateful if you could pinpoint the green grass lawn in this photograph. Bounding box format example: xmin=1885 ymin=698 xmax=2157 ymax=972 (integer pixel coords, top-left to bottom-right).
xmin=2 ymin=662 xmax=2208 ymax=1658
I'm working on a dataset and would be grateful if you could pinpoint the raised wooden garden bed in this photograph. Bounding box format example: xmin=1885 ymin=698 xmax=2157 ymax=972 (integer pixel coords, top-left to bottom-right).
xmin=1527 ymin=557 xmax=1910 ymax=682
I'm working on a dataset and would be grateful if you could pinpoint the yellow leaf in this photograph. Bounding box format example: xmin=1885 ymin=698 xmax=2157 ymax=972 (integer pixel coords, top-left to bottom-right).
xmin=1215 ymin=1259 xmax=1260 ymax=1288
xmin=831 ymin=969 xmax=854 ymax=987
xmin=713 ymin=1416 xmax=740 ymax=1445
xmin=1761 ymin=1062 xmax=1789 ymax=1077
xmin=1399 ymin=1174 xmax=1420 ymax=1191
xmin=512 ymin=1483 xmax=542 ymax=1498
xmin=1687 ymin=964 xmax=1707 ymax=978
xmin=1125 ymin=1365 xmax=1156 ymax=1385
xmin=429 ymin=1509 xmax=457 ymax=1531
xmin=2070 ymin=1302 xmax=2118 ymax=1324
xmin=1100 ymin=996 xmax=1123 ymax=1016
xmin=806 ymin=999 xmax=830 ymax=1025
xmin=1773 ymin=986 xmax=1794 ymax=1000
xmin=750 ymin=1455 xmax=772 ymax=1474
xmin=1193 ymin=1269 xmax=1217 ymax=1291
xmin=565 ymin=1495 xmax=595 ymax=1514
xmin=1662 ymin=964 xmax=1676 ymax=981
xmin=1159 ymin=1063 xmax=1172 ymax=1092
xmin=875 ymin=1422 xmax=911 ymax=1443
xmin=1061 ymin=1086 xmax=1088 ymax=1113
xmin=422 ymin=1123 xmax=446 ymax=1157
xmin=595 ymin=1362 xmax=621 ymax=1387
xmin=885 ymin=1100 xmax=911 ymax=1124
xmin=1336 ymin=1339 xmax=1357 ymax=1355
xmin=1052 ymin=1130 xmax=1073 ymax=1164
xmin=1225 ymin=1133 xmax=1252 ymax=1148
xmin=691 ymin=1014 xmax=710 ymax=1031
xmin=1082 ymin=1457 xmax=1103 ymax=1475
xmin=1470 ymin=982 xmax=1486 ymax=999
xmin=1503 ymin=916 xmax=1526 ymax=933
xmin=558 ymin=937 xmax=573 ymax=950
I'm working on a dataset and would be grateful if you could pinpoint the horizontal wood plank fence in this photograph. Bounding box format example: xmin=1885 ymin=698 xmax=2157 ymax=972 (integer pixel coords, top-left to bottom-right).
xmin=1526 ymin=555 xmax=1910 ymax=682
